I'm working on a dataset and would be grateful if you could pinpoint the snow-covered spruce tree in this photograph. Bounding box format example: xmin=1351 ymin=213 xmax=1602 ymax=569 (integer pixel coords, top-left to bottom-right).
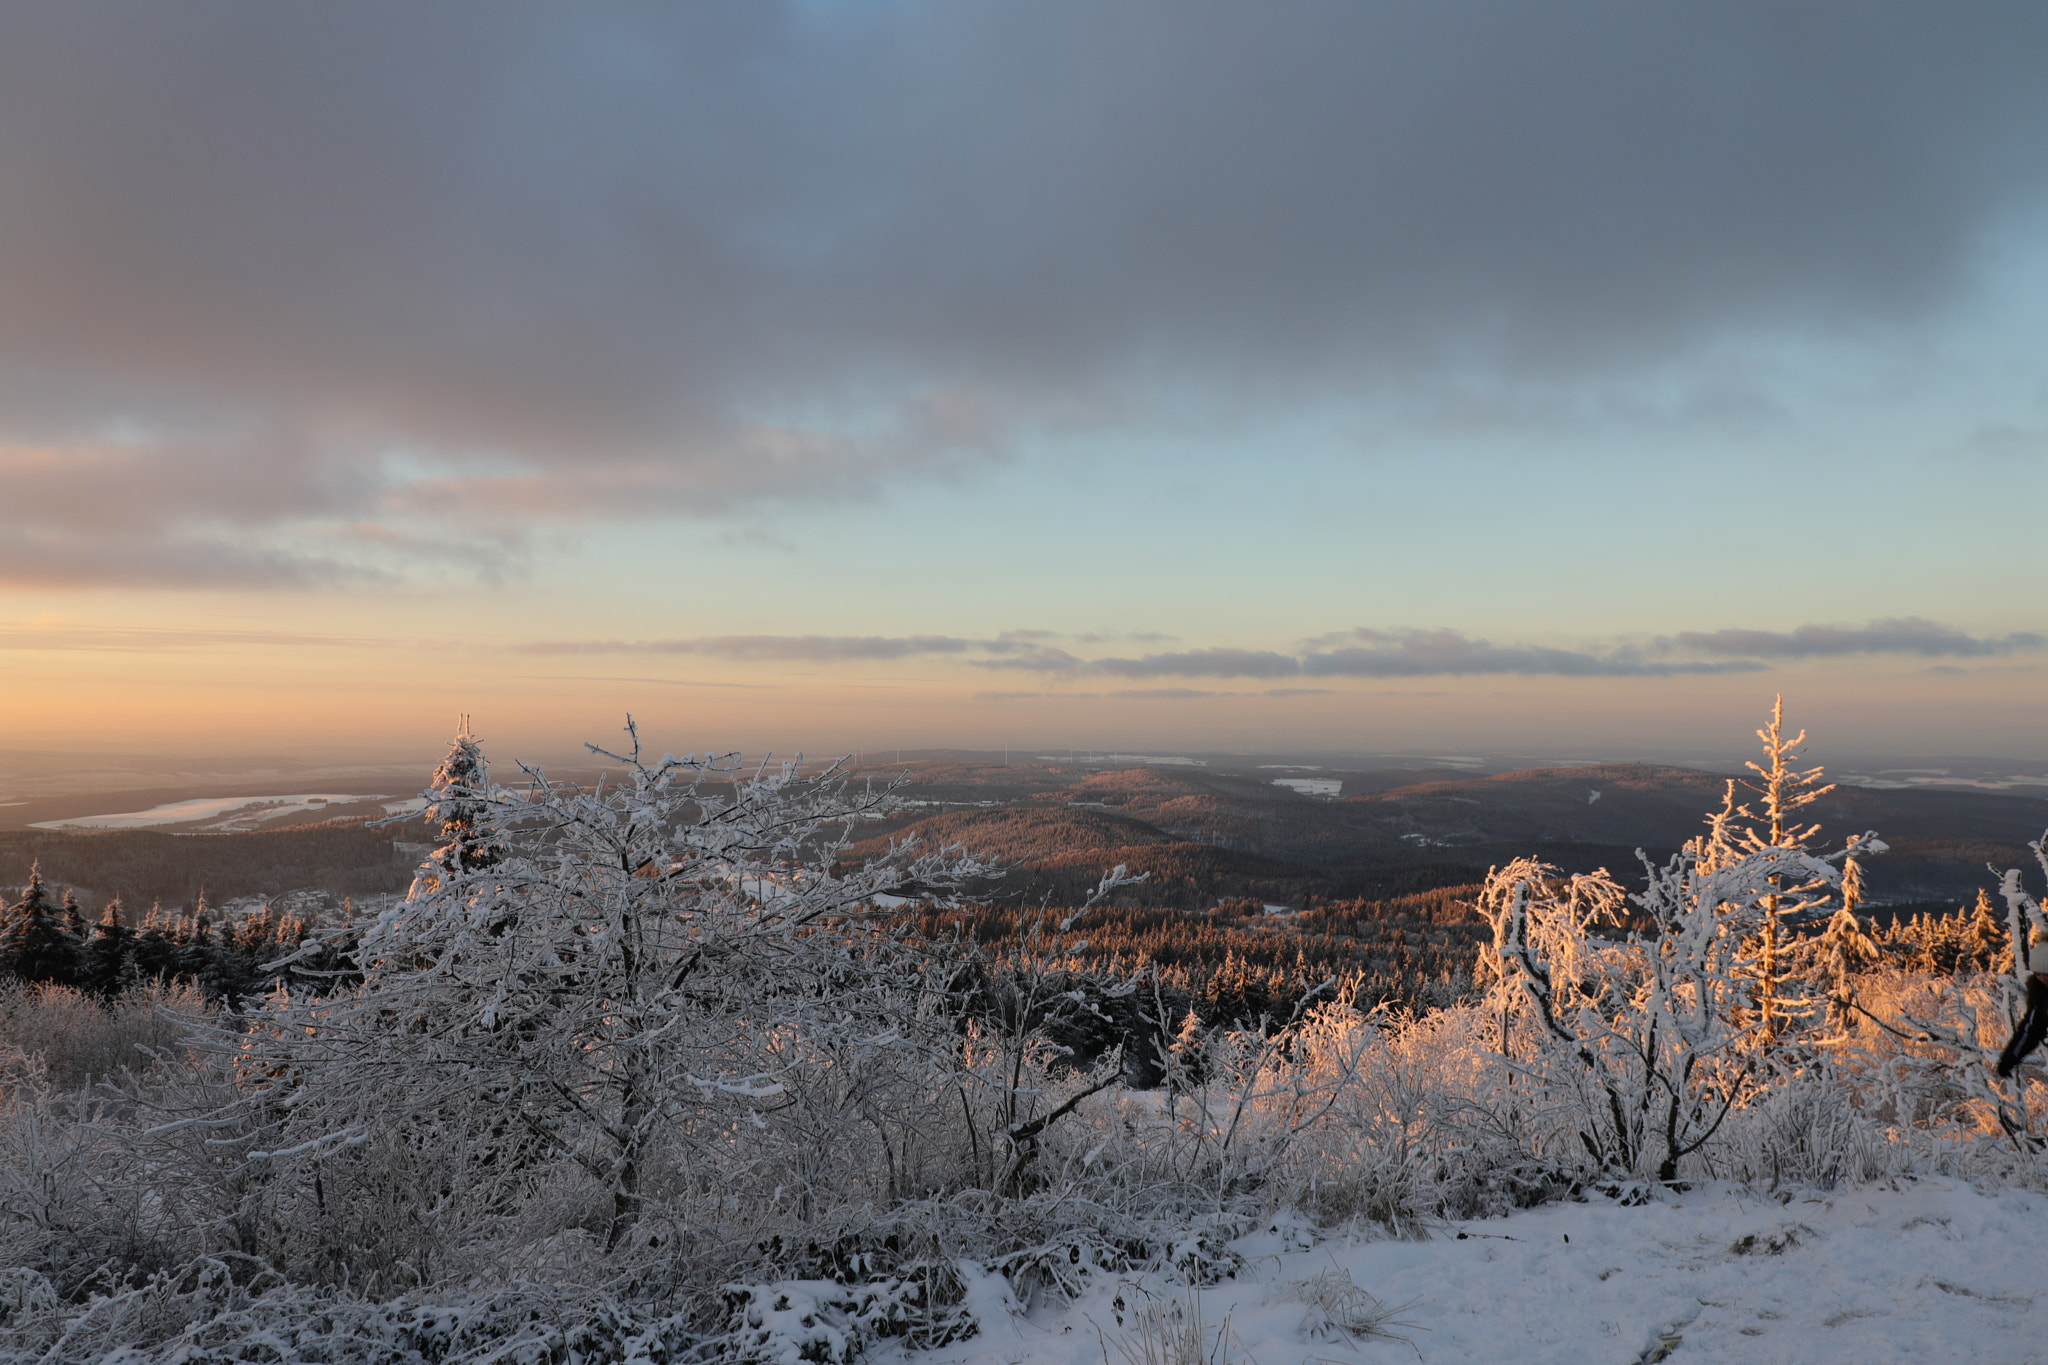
xmin=406 ymin=714 xmax=508 ymax=897
xmin=1701 ymin=696 xmax=1836 ymax=1046
xmin=227 ymin=721 xmax=996 ymax=1282
xmin=1814 ymin=855 xmax=1880 ymax=1032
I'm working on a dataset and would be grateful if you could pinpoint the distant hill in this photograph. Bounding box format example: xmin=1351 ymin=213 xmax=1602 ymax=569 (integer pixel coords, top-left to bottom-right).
xmin=843 ymin=804 xmax=1332 ymax=906
xmin=848 ymin=759 xmax=2048 ymax=910
xmin=0 ymin=817 xmax=425 ymax=916
xmin=1343 ymin=763 xmax=2048 ymax=905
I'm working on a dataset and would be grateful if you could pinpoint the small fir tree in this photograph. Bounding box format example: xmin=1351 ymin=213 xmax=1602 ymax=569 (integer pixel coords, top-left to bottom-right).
xmin=0 ymin=862 xmax=82 ymax=986
xmin=1815 ymin=856 xmax=1879 ymax=1029
xmin=1964 ymin=887 xmax=2009 ymax=973
xmin=80 ymin=898 xmax=135 ymax=996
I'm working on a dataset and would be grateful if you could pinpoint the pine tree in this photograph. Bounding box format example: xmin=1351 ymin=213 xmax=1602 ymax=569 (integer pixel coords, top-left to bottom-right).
xmin=130 ymin=900 xmax=175 ymax=983
xmin=407 ymin=718 xmax=509 ymax=900
xmin=1748 ymin=697 xmax=1835 ymax=1040
xmin=1964 ymin=887 xmax=2008 ymax=973
xmin=1694 ymin=697 xmax=1839 ymax=1043
xmin=0 ymin=861 xmax=82 ymax=986
xmin=1815 ymin=856 xmax=1879 ymax=1028
xmin=80 ymin=898 xmax=135 ymax=996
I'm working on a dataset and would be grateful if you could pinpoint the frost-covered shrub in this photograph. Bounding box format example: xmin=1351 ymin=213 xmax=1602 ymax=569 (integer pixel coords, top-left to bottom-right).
xmin=0 ymin=980 xmax=203 ymax=1090
xmin=209 ymin=723 xmax=998 ymax=1287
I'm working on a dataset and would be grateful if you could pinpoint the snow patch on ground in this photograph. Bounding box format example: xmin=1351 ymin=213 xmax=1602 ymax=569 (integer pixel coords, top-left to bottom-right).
xmin=900 ymin=1182 xmax=2046 ymax=1365
xmin=1270 ymin=777 xmax=1342 ymax=798
xmin=31 ymin=793 xmax=385 ymax=831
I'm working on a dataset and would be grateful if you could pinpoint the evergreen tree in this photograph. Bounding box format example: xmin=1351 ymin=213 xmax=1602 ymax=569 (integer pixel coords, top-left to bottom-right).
xmin=1815 ymin=857 xmax=1879 ymax=1028
xmin=80 ymin=898 xmax=135 ymax=997
xmin=1690 ymin=697 xmax=1843 ymax=1044
xmin=0 ymin=861 xmax=82 ymax=985
xmin=408 ymin=718 xmax=510 ymax=899
xmin=130 ymin=900 xmax=175 ymax=982
xmin=1964 ymin=887 xmax=2009 ymax=974
xmin=1741 ymin=697 xmax=1836 ymax=1042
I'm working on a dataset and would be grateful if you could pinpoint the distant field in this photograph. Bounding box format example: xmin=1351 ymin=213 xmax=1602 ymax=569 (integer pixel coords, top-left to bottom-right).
xmin=29 ymin=792 xmax=423 ymax=833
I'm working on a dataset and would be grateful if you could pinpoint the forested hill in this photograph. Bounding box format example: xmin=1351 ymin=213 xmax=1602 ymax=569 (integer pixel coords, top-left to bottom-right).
xmin=849 ymin=759 xmax=2048 ymax=909
xmin=0 ymin=818 xmax=421 ymax=914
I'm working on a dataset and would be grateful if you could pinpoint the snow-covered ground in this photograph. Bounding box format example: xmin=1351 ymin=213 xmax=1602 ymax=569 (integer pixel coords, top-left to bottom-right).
xmin=911 ymin=1181 xmax=2046 ymax=1365
xmin=1269 ymin=777 xmax=1342 ymax=799
xmin=30 ymin=792 xmax=398 ymax=831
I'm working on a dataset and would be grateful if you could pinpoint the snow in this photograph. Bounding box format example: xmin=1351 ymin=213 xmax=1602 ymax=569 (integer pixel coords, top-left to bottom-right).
xmin=902 ymin=1181 xmax=2048 ymax=1365
xmin=29 ymin=792 xmax=382 ymax=831
xmin=1271 ymin=777 xmax=1342 ymax=798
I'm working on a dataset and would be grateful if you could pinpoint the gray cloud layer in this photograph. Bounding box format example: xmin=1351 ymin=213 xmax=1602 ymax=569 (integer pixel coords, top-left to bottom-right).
xmin=4 ymin=3 xmax=2047 ymax=584
xmin=1671 ymin=618 xmax=2046 ymax=659
xmin=513 ymin=619 xmax=2043 ymax=679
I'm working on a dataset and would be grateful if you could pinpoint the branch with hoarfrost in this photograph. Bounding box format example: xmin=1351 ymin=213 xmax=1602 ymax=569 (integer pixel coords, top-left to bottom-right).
xmin=1991 ymin=828 xmax=2048 ymax=986
xmin=223 ymin=718 xmax=1000 ymax=1259
xmin=1479 ymin=823 xmax=1883 ymax=1183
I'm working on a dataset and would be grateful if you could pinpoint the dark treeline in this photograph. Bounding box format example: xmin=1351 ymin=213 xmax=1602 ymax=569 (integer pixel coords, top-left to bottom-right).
xmin=1870 ymin=888 xmax=2010 ymax=975
xmin=0 ymin=862 xmax=361 ymax=1007
xmin=0 ymin=819 xmax=419 ymax=915
xmin=0 ymin=850 xmax=2014 ymax=1043
xmin=844 ymin=803 xmax=1487 ymax=908
xmin=901 ymin=887 xmax=1496 ymax=1068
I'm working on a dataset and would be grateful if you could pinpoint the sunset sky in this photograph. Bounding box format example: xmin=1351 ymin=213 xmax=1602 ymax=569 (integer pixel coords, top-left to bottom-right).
xmin=3 ymin=3 xmax=2046 ymax=769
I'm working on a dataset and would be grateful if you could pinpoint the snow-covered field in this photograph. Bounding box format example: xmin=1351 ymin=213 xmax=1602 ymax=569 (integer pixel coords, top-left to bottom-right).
xmin=1269 ymin=777 xmax=1342 ymax=799
xmin=917 ymin=1181 xmax=2046 ymax=1365
xmin=29 ymin=792 xmax=407 ymax=831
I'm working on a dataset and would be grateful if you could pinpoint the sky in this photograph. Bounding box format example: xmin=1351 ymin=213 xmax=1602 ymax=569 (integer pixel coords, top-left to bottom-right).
xmin=3 ymin=2 xmax=2047 ymax=771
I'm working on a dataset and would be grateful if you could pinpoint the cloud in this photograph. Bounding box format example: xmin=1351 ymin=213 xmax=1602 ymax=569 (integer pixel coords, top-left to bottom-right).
xmin=517 ymin=617 xmax=2041 ymax=681
xmin=1923 ymin=664 xmax=2038 ymax=676
xmin=1671 ymin=617 xmax=2045 ymax=659
xmin=517 ymin=674 xmax=780 ymax=690
xmin=1303 ymin=629 xmax=1765 ymax=678
xmin=0 ymin=622 xmax=388 ymax=652
xmin=976 ymin=685 xmax=1334 ymax=702
xmin=516 ymin=634 xmax=992 ymax=662
xmin=517 ymin=633 xmax=1109 ymax=669
xmin=3 ymin=3 xmax=2045 ymax=584
xmin=1089 ymin=648 xmax=1303 ymax=679
xmin=1072 ymin=631 xmax=1179 ymax=646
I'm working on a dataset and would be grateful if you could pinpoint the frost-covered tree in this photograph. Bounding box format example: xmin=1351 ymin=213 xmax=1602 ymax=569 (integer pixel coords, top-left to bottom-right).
xmin=407 ymin=716 xmax=509 ymax=898
xmin=1814 ymin=857 xmax=1880 ymax=1031
xmin=1994 ymin=831 xmax=2048 ymax=986
xmin=1699 ymin=696 xmax=1837 ymax=1044
xmin=1481 ymin=824 xmax=1879 ymax=1181
xmin=1961 ymin=887 xmax=2009 ymax=974
xmin=232 ymin=720 xmax=996 ymax=1267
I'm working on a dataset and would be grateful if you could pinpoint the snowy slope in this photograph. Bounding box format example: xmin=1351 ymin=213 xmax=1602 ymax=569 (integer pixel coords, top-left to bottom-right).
xmin=910 ymin=1181 xmax=2045 ymax=1365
